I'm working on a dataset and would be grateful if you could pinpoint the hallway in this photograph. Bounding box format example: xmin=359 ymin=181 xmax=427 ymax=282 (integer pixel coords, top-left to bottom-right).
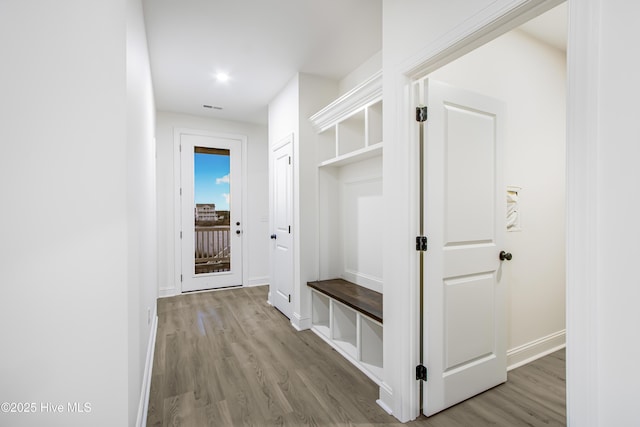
xmin=147 ymin=286 xmax=565 ymax=426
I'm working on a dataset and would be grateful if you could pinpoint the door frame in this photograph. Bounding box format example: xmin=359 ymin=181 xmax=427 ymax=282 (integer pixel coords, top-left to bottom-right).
xmin=383 ymin=0 xmax=597 ymax=423
xmin=173 ymin=128 xmax=248 ymax=293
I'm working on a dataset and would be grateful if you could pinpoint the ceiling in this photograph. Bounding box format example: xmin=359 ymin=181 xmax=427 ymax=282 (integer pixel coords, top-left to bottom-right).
xmin=142 ymin=0 xmax=382 ymax=125
xmin=142 ymin=1 xmax=566 ymax=126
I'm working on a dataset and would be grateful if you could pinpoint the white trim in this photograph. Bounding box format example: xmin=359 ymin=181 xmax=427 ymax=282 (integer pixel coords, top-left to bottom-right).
xmin=158 ymin=288 xmax=177 ymax=298
xmin=507 ymin=330 xmax=566 ymax=371
xmin=403 ymin=0 xmax=565 ymax=80
xmin=290 ymin=312 xmax=311 ymax=331
xmin=390 ymin=0 xmax=566 ymax=421
xmin=173 ymin=128 xmax=182 ymax=293
xmin=565 ymin=0 xmax=600 ymax=425
xmin=247 ymin=277 xmax=269 ymax=287
xmin=173 ymin=127 xmax=249 ymax=293
xmin=309 ymin=71 xmax=382 ymax=133
xmin=135 ymin=311 xmax=158 ymax=427
xmin=271 ymin=132 xmax=294 ymax=151
xmin=377 ymin=382 xmax=394 ymax=415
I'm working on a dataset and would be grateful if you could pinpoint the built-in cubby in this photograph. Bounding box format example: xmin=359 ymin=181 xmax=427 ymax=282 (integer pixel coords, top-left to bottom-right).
xmin=332 ymin=300 xmax=358 ymax=359
xmin=359 ymin=316 xmax=383 ymax=380
xmin=308 ymin=279 xmax=383 ymax=384
xmin=311 ymin=290 xmax=330 ymax=338
xmin=308 ymin=70 xmax=384 ymax=385
xmin=311 ymin=71 xmax=383 ymax=169
xmin=337 ymin=110 xmax=366 ymax=156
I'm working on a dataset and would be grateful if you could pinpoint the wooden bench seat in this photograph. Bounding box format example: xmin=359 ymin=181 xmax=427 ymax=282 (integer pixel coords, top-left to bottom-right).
xmin=307 ymin=279 xmax=382 ymax=323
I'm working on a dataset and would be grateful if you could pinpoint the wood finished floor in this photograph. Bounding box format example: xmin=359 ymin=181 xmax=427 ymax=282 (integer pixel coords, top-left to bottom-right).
xmin=147 ymin=286 xmax=566 ymax=426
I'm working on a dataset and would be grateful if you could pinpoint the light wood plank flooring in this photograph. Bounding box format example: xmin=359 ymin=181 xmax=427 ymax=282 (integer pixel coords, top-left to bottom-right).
xmin=147 ymin=285 xmax=565 ymax=426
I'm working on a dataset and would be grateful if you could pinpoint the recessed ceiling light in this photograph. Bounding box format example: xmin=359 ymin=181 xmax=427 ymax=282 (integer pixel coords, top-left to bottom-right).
xmin=215 ymin=72 xmax=230 ymax=83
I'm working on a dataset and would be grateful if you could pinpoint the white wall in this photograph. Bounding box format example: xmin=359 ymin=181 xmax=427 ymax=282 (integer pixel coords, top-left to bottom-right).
xmin=339 ymin=50 xmax=382 ymax=96
xmin=127 ymin=0 xmax=159 ymax=425
xmin=429 ymin=29 xmax=566 ymax=363
xmin=0 ymin=1 xmax=130 ymax=426
xmin=156 ymin=111 xmax=269 ymax=295
xmin=268 ymin=73 xmax=338 ymax=329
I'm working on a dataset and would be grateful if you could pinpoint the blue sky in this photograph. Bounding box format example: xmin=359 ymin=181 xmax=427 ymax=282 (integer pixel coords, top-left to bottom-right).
xmin=194 ymin=152 xmax=230 ymax=210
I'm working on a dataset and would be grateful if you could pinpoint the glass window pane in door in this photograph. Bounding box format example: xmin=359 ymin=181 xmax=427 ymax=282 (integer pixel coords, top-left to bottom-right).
xmin=194 ymin=147 xmax=231 ymax=274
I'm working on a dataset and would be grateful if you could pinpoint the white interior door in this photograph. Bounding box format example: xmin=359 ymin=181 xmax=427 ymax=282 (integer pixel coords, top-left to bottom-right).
xmin=180 ymin=133 xmax=242 ymax=292
xmin=422 ymin=80 xmax=507 ymax=416
xmin=270 ymin=139 xmax=293 ymax=318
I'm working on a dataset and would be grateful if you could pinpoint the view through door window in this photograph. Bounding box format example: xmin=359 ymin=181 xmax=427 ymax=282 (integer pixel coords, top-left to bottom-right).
xmin=194 ymin=146 xmax=231 ymax=274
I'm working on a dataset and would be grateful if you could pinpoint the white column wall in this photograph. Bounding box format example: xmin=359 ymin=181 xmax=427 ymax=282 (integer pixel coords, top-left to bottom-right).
xmin=268 ymin=73 xmax=338 ymax=329
xmin=592 ymin=1 xmax=640 ymax=424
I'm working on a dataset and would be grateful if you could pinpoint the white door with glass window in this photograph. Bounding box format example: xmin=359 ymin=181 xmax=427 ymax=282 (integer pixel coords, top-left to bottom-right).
xmin=422 ymin=80 xmax=508 ymax=416
xmin=180 ymin=133 xmax=243 ymax=292
xmin=270 ymin=137 xmax=293 ymax=318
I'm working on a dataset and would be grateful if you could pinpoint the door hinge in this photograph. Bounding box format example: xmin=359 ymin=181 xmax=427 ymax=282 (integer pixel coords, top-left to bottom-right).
xmin=416 ymin=364 xmax=428 ymax=381
xmin=416 ymin=105 xmax=428 ymax=122
xmin=288 ymin=225 xmax=291 ymax=234
xmin=180 ymin=188 xmax=182 ymax=196
xmin=416 ymin=236 xmax=428 ymax=251
xmin=288 ymin=294 xmax=291 ymax=303
xmin=180 ymin=231 xmax=183 ymax=239
xmin=180 ymin=274 xmax=183 ymax=282
xmin=288 ymin=156 xmax=291 ymax=165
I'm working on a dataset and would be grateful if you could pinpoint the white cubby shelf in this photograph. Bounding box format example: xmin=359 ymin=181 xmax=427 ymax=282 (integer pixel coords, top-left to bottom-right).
xmin=310 ymin=71 xmax=383 ymax=167
xmin=308 ymin=279 xmax=383 ymax=385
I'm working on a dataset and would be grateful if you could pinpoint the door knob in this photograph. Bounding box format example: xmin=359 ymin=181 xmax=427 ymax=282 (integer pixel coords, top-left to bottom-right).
xmin=270 ymin=234 xmax=277 ymax=240
xmin=499 ymin=251 xmax=512 ymax=261
xmin=236 ymin=230 xmax=241 ymax=235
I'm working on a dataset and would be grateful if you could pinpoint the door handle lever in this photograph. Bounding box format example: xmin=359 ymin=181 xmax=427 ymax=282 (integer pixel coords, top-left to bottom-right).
xmin=270 ymin=234 xmax=277 ymax=240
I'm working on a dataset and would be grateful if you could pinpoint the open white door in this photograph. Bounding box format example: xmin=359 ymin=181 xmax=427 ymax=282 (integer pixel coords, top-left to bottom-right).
xmin=422 ymin=80 xmax=508 ymax=416
xmin=180 ymin=133 xmax=243 ymax=292
xmin=270 ymin=137 xmax=293 ymax=318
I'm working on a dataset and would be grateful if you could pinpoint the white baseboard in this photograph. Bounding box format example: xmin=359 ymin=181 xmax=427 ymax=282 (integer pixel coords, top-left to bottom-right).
xmin=507 ymin=329 xmax=566 ymax=371
xmin=247 ymin=277 xmax=269 ymax=287
xmin=136 ymin=311 xmax=158 ymax=427
xmin=291 ymin=312 xmax=311 ymax=331
xmin=159 ymin=287 xmax=177 ymax=298
xmin=377 ymin=382 xmax=394 ymax=415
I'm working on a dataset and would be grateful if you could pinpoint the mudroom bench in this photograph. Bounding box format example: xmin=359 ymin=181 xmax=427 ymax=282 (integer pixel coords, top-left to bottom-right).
xmin=307 ymin=279 xmax=383 ymax=384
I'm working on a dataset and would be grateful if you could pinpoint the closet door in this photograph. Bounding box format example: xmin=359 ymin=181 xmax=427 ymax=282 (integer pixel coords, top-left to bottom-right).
xmin=422 ymin=80 xmax=508 ymax=416
xmin=270 ymin=136 xmax=293 ymax=318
